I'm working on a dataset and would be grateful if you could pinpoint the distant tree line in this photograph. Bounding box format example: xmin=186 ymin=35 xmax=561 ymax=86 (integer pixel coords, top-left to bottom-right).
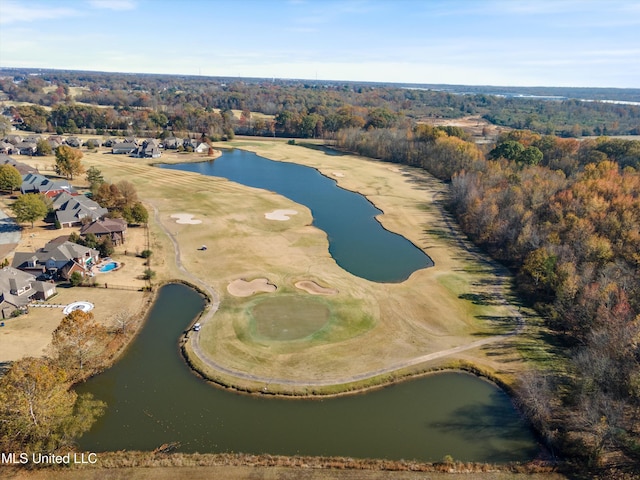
xmin=2 ymin=70 xmax=639 ymax=137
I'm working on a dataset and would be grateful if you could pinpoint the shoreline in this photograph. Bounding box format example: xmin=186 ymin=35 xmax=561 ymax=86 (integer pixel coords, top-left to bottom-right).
xmin=155 ymin=143 xmax=526 ymax=397
xmin=1 ymin=139 xmax=529 ymax=398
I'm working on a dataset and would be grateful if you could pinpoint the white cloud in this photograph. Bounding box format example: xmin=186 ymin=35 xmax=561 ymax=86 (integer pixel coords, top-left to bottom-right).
xmin=88 ymin=0 xmax=137 ymax=10
xmin=0 ymin=1 xmax=81 ymax=24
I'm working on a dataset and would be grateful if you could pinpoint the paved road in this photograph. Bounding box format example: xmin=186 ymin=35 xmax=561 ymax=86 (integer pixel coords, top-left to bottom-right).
xmin=153 ymin=198 xmax=523 ymax=390
xmin=0 ymin=209 xmax=21 ymax=245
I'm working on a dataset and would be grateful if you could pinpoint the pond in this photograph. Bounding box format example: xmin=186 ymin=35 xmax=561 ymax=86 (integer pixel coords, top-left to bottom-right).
xmin=158 ymin=149 xmax=433 ymax=283
xmin=76 ymin=283 xmax=539 ymax=463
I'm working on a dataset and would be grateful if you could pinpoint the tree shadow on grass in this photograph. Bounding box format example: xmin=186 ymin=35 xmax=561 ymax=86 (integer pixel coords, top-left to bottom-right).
xmin=471 ymin=315 xmax=518 ymax=336
xmin=298 ymin=142 xmax=348 ymax=156
xmin=459 ymin=292 xmax=501 ymax=306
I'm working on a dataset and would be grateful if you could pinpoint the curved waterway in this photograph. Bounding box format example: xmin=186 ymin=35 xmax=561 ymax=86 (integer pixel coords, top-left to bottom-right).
xmin=77 ymin=283 xmax=539 ymax=462
xmin=158 ymin=149 xmax=433 ymax=282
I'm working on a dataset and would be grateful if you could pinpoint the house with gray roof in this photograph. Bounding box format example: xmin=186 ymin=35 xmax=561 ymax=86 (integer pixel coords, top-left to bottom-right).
xmin=12 ymin=240 xmax=99 ymax=280
xmin=16 ymin=141 xmax=37 ymax=156
xmin=134 ymin=142 xmax=161 ymax=158
xmin=112 ymin=142 xmax=137 ymax=155
xmin=163 ymin=137 xmax=182 ymax=149
xmin=64 ymin=137 xmax=82 ymax=148
xmin=24 ymin=135 xmax=41 ymax=144
xmin=0 ymin=267 xmax=56 ymax=318
xmin=4 ymin=134 xmax=22 ymax=146
xmin=0 ymin=154 xmax=38 ymax=175
xmin=0 ymin=141 xmax=16 ymax=154
xmin=20 ymin=173 xmax=77 ymax=198
xmin=52 ymin=191 xmax=108 ymax=228
xmin=84 ymin=138 xmax=101 ymax=148
xmin=183 ymin=138 xmax=198 ymax=150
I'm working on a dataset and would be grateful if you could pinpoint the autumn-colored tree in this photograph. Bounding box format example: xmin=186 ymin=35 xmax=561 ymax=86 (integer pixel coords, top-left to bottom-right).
xmin=0 ymin=357 xmax=105 ymax=452
xmin=116 ymin=180 xmax=138 ymax=209
xmin=522 ymin=247 xmax=557 ymax=292
xmin=94 ymin=182 xmax=121 ymax=209
xmin=55 ymin=145 xmax=85 ymax=179
xmin=52 ymin=310 xmax=109 ymax=376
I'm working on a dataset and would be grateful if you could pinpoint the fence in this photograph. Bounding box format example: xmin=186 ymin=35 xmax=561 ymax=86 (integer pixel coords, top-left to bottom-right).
xmin=77 ymin=283 xmax=148 ymax=292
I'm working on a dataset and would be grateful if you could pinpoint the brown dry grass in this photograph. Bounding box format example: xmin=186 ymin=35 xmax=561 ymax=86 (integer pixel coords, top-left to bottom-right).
xmin=0 ymin=138 xmax=562 ymax=479
xmin=0 ymin=287 xmax=147 ymax=362
xmin=1 ymin=467 xmax=567 ymax=480
xmin=1 ymin=139 xmax=540 ymax=389
xmin=0 ymin=154 xmax=150 ymax=362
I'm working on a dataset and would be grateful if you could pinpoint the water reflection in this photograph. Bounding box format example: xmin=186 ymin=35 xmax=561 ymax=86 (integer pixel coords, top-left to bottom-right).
xmin=77 ymin=285 xmax=539 ymax=463
xmin=158 ymin=149 xmax=433 ymax=282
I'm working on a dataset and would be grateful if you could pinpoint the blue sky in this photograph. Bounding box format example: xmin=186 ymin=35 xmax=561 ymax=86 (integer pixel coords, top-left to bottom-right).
xmin=1 ymin=0 xmax=639 ymax=88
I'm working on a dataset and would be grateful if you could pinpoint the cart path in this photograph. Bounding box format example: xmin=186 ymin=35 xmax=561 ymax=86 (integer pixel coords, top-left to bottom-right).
xmin=152 ymin=189 xmax=523 ymax=389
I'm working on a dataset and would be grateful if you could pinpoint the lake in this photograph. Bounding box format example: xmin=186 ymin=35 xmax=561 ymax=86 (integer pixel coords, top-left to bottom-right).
xmin=158 ymin=149 xmax=433 ymax=283
xmin=76 ymin=283 xmax=539 ymax=462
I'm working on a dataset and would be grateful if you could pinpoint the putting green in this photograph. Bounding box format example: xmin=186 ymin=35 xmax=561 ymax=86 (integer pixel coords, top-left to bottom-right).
xmin=250 ymin=296 xmax=330 ymax=341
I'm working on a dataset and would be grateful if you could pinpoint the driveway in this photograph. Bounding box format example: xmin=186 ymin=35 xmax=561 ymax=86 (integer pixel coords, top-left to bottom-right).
xmin=0 ymin=209 xmax=21 ymax=260
xmin=0 ymin=209 xmax=20 ymax=244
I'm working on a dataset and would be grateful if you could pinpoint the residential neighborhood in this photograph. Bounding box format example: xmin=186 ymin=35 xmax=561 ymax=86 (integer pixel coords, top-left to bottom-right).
xmin=0 ymin=134 xmax=159 ymax=324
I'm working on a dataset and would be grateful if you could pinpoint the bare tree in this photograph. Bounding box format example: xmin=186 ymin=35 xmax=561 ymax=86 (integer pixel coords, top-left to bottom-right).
xmin=114 ymin=310 xmax=133 ymax=335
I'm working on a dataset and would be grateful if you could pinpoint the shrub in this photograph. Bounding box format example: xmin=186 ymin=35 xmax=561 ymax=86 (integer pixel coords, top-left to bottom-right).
xmin=69 ymin=272 xmax=83 ymax=286
xmin=142 ymin=269 xmax=156 ymax=280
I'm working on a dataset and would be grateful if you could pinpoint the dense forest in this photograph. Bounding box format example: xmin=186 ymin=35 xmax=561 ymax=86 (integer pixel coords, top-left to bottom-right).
xmin=1 ymin=69 xmax=640 ymax=137
xmin=1 ymin=68 xmax=640 ymax=476
xmin=337 ymin=127 xmax=640 ymax=475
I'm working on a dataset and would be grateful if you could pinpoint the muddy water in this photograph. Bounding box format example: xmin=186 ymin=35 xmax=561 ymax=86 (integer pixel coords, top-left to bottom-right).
xmin=77 ymin=283 xmax=539 ymax=462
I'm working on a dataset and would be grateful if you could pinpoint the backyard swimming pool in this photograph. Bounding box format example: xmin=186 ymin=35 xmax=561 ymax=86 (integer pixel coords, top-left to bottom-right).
xmin=99 ymin=261 xmax=118 ymax=272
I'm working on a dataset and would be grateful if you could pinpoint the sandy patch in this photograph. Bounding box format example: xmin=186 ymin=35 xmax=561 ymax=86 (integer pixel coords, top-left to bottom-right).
xmin=264 ymin=209 xmax=298 ymax=221
xmin=295 ymin=280 xmax=339 ymax=295
xmin=227 ymin=278 xmax=277 ymax=297
xmin=332 ymin=171 xmax=345 ymax=177
xmin=171 ymin=213 xmax=202 ymax=224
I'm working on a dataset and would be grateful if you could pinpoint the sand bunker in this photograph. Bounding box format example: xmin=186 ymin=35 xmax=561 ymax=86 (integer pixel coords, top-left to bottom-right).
xmin=265 ymin=209 xmax=298 ymax=221
xmin=227 ymin=278 xmax=277 ymax=297
xmin=295 ymin=280 xmax=338 ymax=295
xmin=171 ymin=213 xmax=202 ymax=224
